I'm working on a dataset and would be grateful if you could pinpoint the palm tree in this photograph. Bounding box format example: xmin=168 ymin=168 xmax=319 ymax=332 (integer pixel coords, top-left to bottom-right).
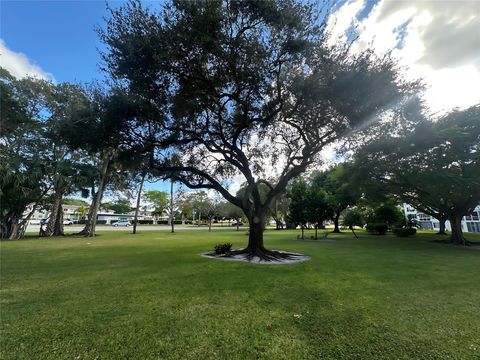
xmin=74 ymin=205 xmax=89 ymax=223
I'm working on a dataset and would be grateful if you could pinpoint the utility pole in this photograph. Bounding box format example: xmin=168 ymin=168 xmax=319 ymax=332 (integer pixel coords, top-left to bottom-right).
xmin=170 ymin=178 xmax=174 ymax=233
xmin=133 ymin=173 xmax=145 ymax=235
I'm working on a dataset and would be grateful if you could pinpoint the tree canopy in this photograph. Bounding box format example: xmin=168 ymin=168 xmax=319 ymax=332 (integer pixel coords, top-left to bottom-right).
xmin=352 ymin=105 xmax=480 ymax=244
xmin=99 ymin=0 xmax=418 ymax=259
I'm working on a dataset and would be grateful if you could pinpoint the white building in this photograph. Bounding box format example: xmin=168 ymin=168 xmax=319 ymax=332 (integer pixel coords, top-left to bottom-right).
xmin=402 ymin=204 xmax=480 ymax=233
xmin=26 ymin=205 xmax=155 ymax=224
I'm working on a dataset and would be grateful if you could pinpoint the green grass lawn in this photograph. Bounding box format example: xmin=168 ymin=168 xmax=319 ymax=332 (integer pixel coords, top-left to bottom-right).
xmin=1 ymin=229 xmax=479 ymax=359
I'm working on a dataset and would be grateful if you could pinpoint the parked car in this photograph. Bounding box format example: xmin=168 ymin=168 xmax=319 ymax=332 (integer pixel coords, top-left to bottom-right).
xmin=231 ymin=221 xmax=243 ymax=226
xmin=40 ymin=219 xmax=48 ymax=226
xmin=112 ymin=220 xmax=131 ymax=227
xmin=63 ymin=220 xmax=73 ymax=225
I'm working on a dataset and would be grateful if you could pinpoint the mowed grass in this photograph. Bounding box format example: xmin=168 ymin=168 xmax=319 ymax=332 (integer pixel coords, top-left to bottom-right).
xmin=1 ymin=229 xmax=479 ymax=359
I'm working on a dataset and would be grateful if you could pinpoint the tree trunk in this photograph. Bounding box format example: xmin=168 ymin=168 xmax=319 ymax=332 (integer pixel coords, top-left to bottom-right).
xmin=449 ymin=215 xmax=466 ymax=245
xmin=170 ymin=178 xmax=174 ymax=233
xmin=247 ymin=216 xmax=265 ymax=251
xmin=208 ymin=219 xmax=212 ymax=232
xmin=76 ymin=153 xmax=111 ymax=237
xmin=8 ymin=214 xmax=31 ymax=240
xmin=133 ymin=174 xmax=145 ymax=235
xmin=301 ymin=225 xmax=304 ymax=239
xmin=44 ymin=190 xmax=64 ymax=237
xmin=437 ymin=217 xmax=447 ymax=235
xmin=350 ymin=225 xmax=358 ymax=239
xmin=53 ymin=200 xmax=64 ymax=236
xmin=8 ymin=215 xmax=19 ymax=240
xmin=6 ymin=204 xmax=37 ymax=240
xmin=332 ymin=214 xmax=341 ymax=233
xmin=315 ymin=225 xmax=318 ymax=240
xmin=229 ymin=207 xmax=299 ymax=261
xmin=274 ymin=199 xmax=280 ymax=230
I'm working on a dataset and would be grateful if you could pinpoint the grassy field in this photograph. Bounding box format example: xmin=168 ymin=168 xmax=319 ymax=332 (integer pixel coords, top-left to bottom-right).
xmin=1 ymin=229 xmax=479 ymax=359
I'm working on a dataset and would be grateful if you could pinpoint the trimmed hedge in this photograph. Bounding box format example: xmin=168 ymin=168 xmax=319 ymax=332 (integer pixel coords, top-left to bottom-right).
xmin=155 ymin=220 xmax=183 ymax=225
xmin=366 ymin=223 xmax=388 ymax=235
xmin=137 ymin=220 xmax=154 ymax=224
xmin=96 ymin=220 xmax=107 ymax=225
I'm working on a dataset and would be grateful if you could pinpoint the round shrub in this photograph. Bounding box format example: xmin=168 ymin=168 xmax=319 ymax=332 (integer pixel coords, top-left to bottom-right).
xmin=366 ymin=223 xmax=388 ymax=235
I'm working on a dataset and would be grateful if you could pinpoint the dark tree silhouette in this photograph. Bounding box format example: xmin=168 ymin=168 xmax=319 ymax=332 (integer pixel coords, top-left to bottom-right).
xmin=100 ymin=0 xmax=419 ymax=259
xmin=353 ymin=105 xmax=480 ymax=245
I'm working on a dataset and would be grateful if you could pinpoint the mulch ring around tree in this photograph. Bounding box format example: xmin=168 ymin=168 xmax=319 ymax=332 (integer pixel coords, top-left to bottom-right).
xmin=200 ymin=249 xmax=310 ymax=265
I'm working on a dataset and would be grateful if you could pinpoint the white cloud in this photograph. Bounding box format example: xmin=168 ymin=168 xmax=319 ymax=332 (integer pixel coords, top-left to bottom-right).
xmin=326 ymin=0 xmax=366 ymax=45
xmin=327 ymin=0 xmax=480 ymax=114
xmin=0 ymin=39 xmax=54 ymax=81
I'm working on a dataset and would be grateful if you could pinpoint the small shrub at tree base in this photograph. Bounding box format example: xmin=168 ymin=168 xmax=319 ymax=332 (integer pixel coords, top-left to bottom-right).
xmin=393 ymin=227 xmax=417 ymax=237
xmin=366 ymin=223 xmax=388 ymax=235
xmin=214 ymin=243 xmax=233 ymax=255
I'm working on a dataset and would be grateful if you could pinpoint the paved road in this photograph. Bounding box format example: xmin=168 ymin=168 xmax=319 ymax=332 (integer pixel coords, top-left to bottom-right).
xmin=25 ymin=225 xmax=247 ymax=233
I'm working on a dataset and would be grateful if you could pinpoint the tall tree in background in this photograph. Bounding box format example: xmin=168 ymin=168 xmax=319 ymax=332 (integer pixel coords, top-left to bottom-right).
xmin=353 ymin=105 xmax=480 ymax=245
xmin=217 ymin=201 xmax=244 ymax=229
xmin=311 ymin=164 xmax=361 ymax=233
xmin=60 ymin=88 xmax=132 ymax=237
xmin=287 ymin=178 xmax=309 ymax=239
xmin=115 ymin=149 xmax=153 ymax=234
xmin=305 ymin=182 xmax=332 ymax=239
xmin=272 ymin=193 xmax=290 ymax=230
xmin=342 ymin=209 xmax=365 ymax=239
xmin=102 ymin=199 xmax=132 ymax=214
xmin=41 ymin=83 xmax=92 ymax=237
xmin=101 ymin=0 xmax=419 ymax=259
xmin=0 ymin=69 xmax=51 ymax=239
xmin=144 ymin=190 xmax=169 ymax=223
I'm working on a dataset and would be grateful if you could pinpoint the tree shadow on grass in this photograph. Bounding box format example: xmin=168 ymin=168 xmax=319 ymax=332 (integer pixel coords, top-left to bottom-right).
xmin=277 ymin=284 xmax=460 ymax=359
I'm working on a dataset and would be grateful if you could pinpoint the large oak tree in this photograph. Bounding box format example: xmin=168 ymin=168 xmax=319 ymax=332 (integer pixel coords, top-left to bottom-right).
xmin=100 ymin=0 xmax=418 ymax=259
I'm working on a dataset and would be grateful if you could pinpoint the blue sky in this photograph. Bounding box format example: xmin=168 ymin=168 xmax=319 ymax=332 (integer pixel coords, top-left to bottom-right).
xmin=2 ymin=0 xmax=479 ymax=198
xmin=1 ymin=1 xmax=109 ymax=83
xmin=1 ymin=1 xmax=172 ymax=194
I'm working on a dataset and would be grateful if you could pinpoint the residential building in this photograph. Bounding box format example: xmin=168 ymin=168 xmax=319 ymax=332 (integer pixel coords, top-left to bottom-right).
xmin=25 ymin=204 xmax=148 ymax=224
xmin=402 ymin=204 xmax=480 ymax=233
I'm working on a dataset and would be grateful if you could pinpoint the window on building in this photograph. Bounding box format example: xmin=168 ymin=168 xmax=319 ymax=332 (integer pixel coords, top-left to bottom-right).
xmin=418 ymin=221 xmax=433 ymax=230
xmin=466 ymin=211 xmax=479 ymax=221
xmin=417 ymin=213 xmax=431 ymax=221
xmin=466 ymin=222 xmax=480 ymax=233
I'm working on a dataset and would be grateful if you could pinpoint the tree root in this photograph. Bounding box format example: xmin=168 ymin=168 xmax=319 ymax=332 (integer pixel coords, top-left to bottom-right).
xmin=230 ymin=247 xmax=301 ymax=262
xmin=71 ymin=229 xmax=93 ymax=237
xmin=431 ymin=238 xmax=475 ymax=246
